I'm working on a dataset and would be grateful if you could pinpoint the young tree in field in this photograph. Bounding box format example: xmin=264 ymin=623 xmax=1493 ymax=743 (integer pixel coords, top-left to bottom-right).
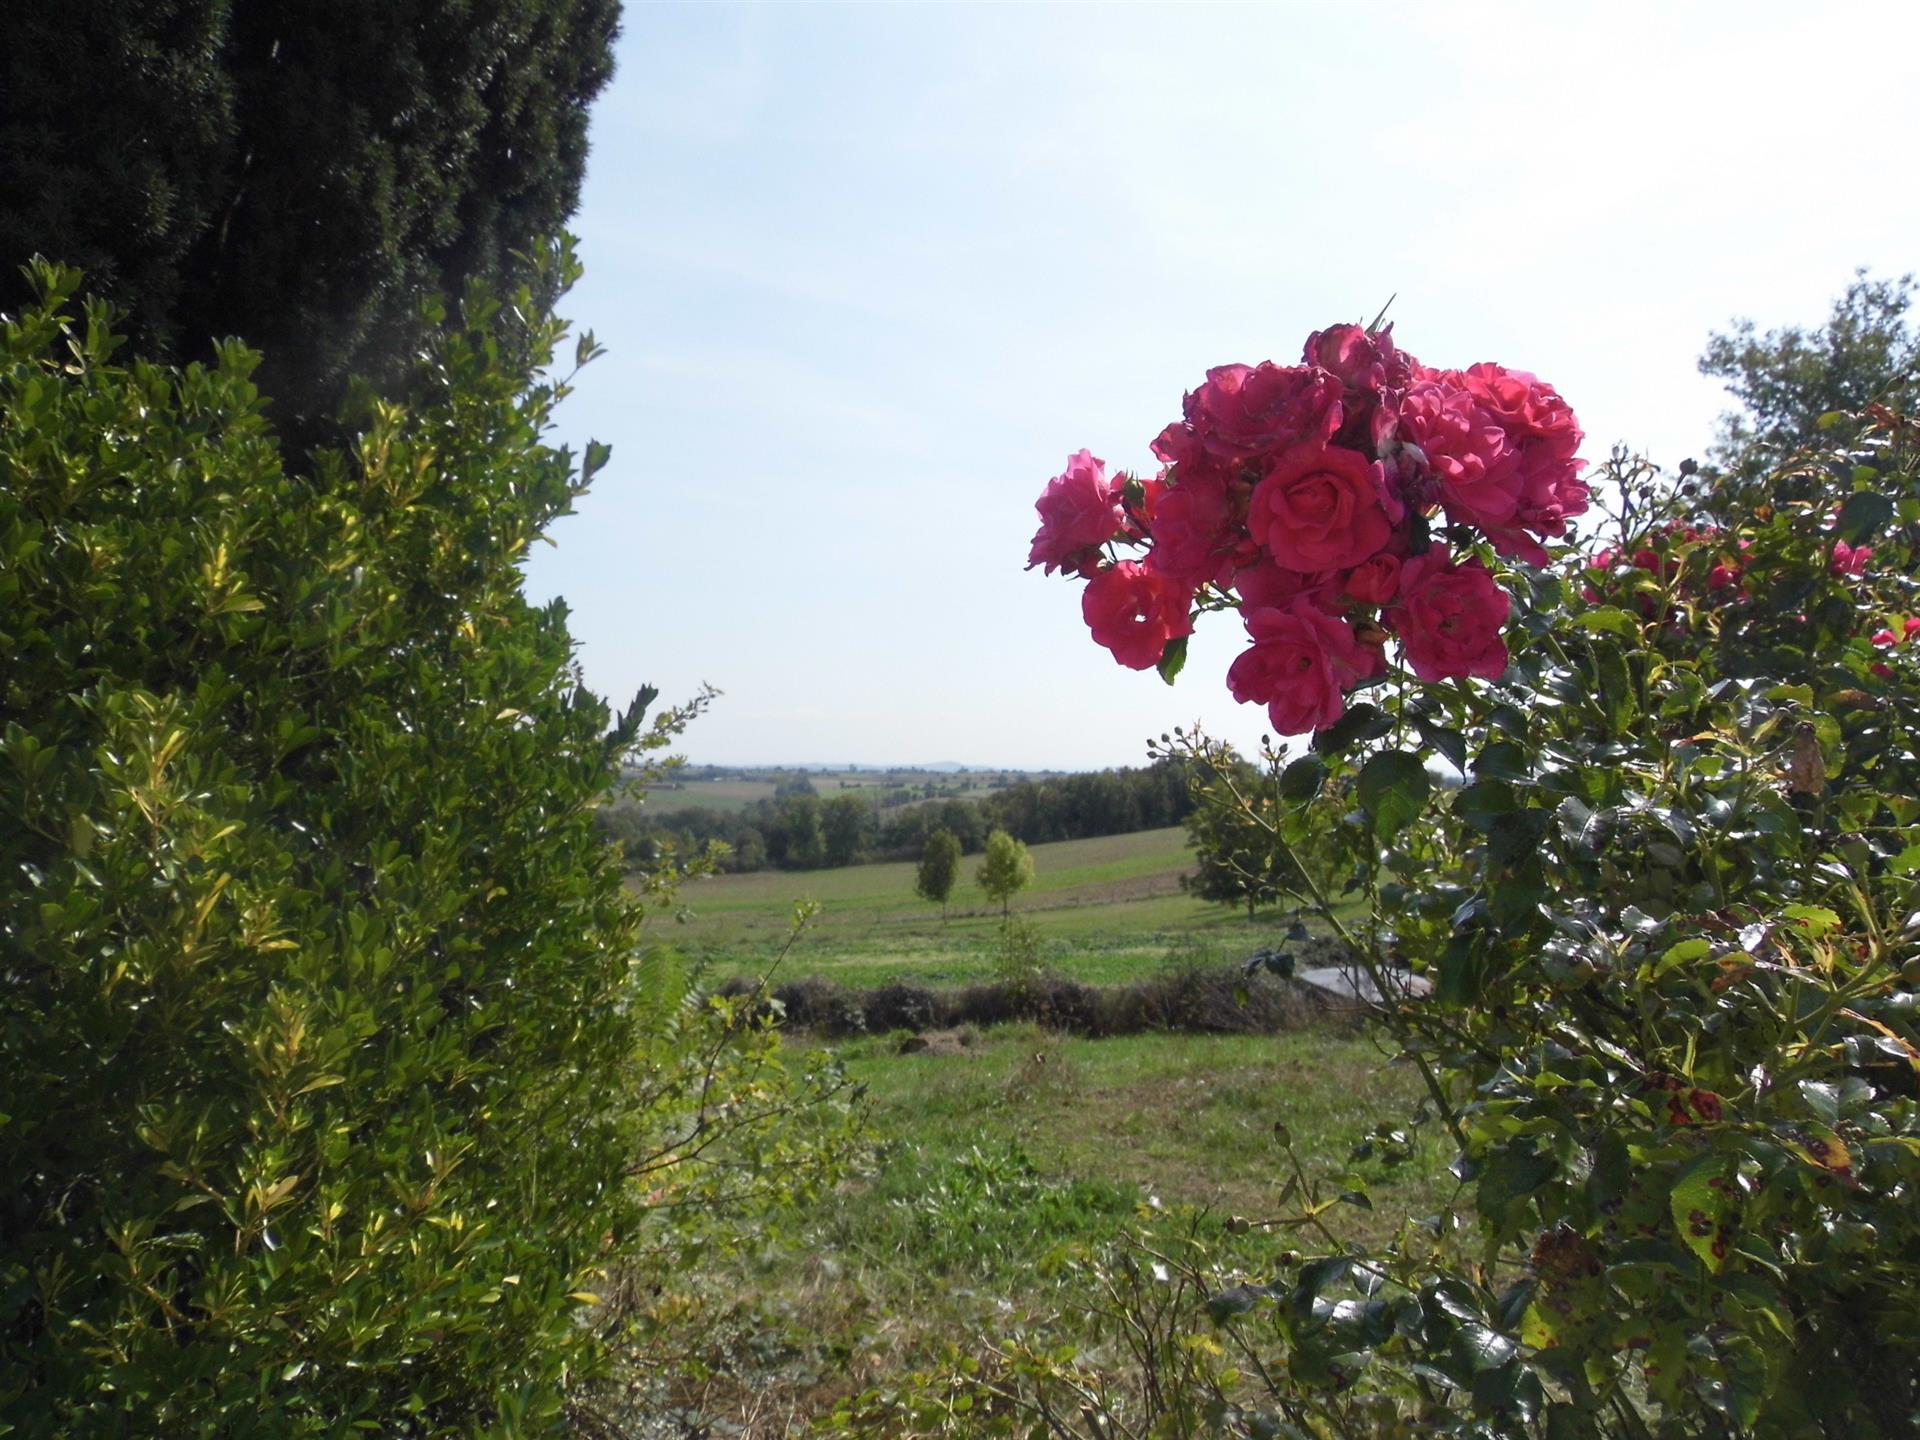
xmin=915 ymin=828 xmax=962 ymax=921
xmin=0 ymin=0 xmax=620 ymax=444
xmin=976 ymin=829 xmax=1034 ymax=917
xmin=1182 ymin=787 xmax=1295 ymax=921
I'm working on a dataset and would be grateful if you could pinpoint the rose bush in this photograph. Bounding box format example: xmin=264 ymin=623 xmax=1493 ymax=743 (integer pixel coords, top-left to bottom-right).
xmin=927 ymin=340 xmax=1920 ymax=1439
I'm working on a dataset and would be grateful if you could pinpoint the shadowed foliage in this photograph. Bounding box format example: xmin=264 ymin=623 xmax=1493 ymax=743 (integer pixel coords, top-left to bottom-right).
xmin=0 ymin=0 xmax=619 ymax=448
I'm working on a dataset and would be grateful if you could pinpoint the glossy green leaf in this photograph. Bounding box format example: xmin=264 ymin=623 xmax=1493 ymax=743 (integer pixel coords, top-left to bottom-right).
xmin=1357 ymin=750 xmax=1430 ymax=843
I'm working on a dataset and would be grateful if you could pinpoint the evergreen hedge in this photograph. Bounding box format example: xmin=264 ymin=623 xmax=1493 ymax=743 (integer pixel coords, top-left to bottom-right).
xmin=0 ymin=249 xmax=655 ymax=1436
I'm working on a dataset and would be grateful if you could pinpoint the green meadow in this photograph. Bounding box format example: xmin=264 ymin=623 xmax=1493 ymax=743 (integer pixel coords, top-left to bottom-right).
xmin=643 ymin=1023 xmax=1452 ymax=1431
xmin=665 ymin=826 xmax=1293 ymax=988
xmin=632 ymin=827 xmax=1439 ymax=1432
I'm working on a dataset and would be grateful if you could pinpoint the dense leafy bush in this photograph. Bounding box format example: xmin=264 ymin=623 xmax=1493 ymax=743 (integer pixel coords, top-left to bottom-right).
xmin=0 ymin=250 xmax=677 ymax=1435
xmin=1181 ymin=426 xmax=1919 ymax=1438
xmin=1047 ymin=415 xmax=1920 ymax=1438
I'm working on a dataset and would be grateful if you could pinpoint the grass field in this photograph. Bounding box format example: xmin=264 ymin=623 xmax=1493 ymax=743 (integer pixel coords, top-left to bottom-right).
xmin=618 ymin=825 xmax=1445 ymax=1434
xmin=662 ymin=827 xmax=1292 ymax=987
xmin=641 ymin=777 xmax=780 ymax=812
xmin=639 ymin=768 xmax=1031 ymax=816
xmin=632 ymin=1023 xmax=1453 ymax=1433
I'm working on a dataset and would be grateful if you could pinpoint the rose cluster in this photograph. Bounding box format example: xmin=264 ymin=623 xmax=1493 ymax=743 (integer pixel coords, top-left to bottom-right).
xmin=1028 ymin=324 xmax=1588 ymax=734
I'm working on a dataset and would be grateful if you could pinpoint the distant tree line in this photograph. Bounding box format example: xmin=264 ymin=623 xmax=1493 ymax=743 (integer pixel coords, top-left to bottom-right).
xmin=597 ymin=759 xmax=1200 ymax=873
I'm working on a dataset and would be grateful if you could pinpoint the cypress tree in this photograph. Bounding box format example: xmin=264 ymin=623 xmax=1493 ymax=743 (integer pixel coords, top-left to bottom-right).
xmin=0 ymin=0 xmax=620 ymax=443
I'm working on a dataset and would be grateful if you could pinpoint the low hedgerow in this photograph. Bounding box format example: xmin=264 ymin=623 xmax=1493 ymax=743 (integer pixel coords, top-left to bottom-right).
xmin=716 ymin=962 xmax=1321 ymax=1040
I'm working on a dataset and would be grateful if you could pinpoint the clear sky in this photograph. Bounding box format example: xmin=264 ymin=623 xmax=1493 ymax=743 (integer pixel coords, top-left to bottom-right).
xmin=522 ymin=1 xmax=1920 ymax=772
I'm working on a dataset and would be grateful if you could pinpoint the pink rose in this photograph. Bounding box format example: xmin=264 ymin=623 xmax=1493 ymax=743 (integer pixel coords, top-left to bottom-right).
xmin=1181 ymin=362 xmax=1343 ymax=463
xmin=1142 ymin=462 xmax=1241 ymax=587
xmin=1342 ymin=551 xmax=1403 ymax=605
xmin=1398 ymin=376 xmax=1513 ymax=506
xmin=1460 ymin=365 xmax=1588 ymax=562
xmin=1477 ymin=446 xmax=1590 ymax=564
xmin=1248 ymin=441 xmax=1400 ymax=573
xmin=1832 ymin=540 xmax=1872 ymax=576
xmin=1233 ymin=556 xmax=1342 ymax=613
xmin=1303 ymin=324 xmax=1416 ymax=394
xmin=1399 ymin=367 xmax=1589 ymax=564
xmin=1305 ymin=325 xmax=1384 ymax=390
xmin=1387 ymin=543 xmax=1512 ymax=682
xmin=1150 ymin=420 xmax=1203 ymax=469
xmin=1460 ymin=363 xmax=1582 ymax=461
xmin=1459 ymin=362 xmax=1582 ymax=453
xmin=1081 ymin=562 xmax=1195 ymax=671
xmin=1227 ymin=597 xmax=1385 ymax=736
xmin=1029 ymin=449 xmax=1124 ymax=574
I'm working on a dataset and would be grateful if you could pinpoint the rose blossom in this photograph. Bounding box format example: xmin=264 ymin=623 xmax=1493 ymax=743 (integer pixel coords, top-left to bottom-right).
xmin=1028 ymin=449 xmax=1124 ymax=574
xmin=1460 ymin=363 xmax=1581 ymax=459
xmin=1234 ymin=556 xmax=1342 ymax=613
xmin=1832 ymin=540 xmax=1872 ymax=576
xmin=1081 ymin=562 xmax=1194 ymax=671
xmin=1399 ymin=366 xmax=1589 ymax=564
xmin=1398 ymin=377 xmax=1517 ymax=519
xmin=1142 ymin=462 xmax=1241 ymax=587
xmin=1387 ymin=543 xmax=1512 ymax=682
xmin=1303 ymin=323 xmax=1416 ymax=395
xmin=1248 ymin=441 xmax=1400 ymax=573
xmin=1181 ymin=362 xmax=1343 ymax=463
xmin=1343 ymin=551 xmax=1403 ymax=606
xmin=1227 ymin=597 xmax=1385 ymax=735
xmin=1876 ymin=618 xmax=1920 ymax=677
xmin=1477 ymin=446 xmax=1591 ymax=564
xmin=1460 ymin=365 xmax=1588 ymax=562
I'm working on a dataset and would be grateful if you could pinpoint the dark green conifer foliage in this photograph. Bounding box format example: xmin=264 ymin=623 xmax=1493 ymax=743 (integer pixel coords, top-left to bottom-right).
xmin=0 ymin=0 xmax=619 ymax=444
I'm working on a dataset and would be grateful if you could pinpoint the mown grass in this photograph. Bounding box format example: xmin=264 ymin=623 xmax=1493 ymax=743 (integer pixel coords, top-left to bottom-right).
xmin=670 ymin=827 xmax=1317 ymax=988
xmin=637 ymin=1023 xmax=1453 ymax=1434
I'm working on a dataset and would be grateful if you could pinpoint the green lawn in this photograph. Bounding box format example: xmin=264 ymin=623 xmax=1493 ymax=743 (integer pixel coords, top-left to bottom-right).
xmin=663 ymin=827 xmax=1298 ymax=987
xmin=625 ymin=1023 xmax=1454 ymax=1432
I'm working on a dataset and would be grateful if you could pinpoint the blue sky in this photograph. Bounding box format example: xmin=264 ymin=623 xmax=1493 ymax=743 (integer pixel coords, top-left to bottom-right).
xmin=523 ymin=1 xmax=1920 ymax=771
